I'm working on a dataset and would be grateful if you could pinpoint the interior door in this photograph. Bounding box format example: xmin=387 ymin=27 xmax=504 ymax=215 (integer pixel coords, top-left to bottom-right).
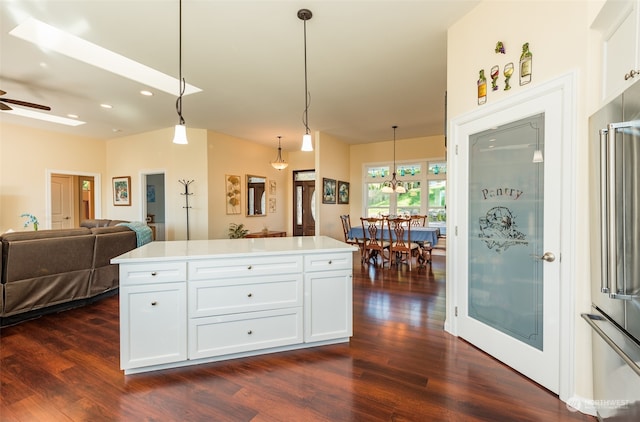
xmin=455 ymin=91 xmax=562 ymax=394
xmin=293 ymin=171 xmax=316 ymax=236
xmin=51 ymin=174 xmax=73 ymax=229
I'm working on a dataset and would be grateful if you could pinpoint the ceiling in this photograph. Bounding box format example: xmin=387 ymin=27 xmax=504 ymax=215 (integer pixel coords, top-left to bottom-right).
xmin=0 ymin=0 xmax=479 ymax=150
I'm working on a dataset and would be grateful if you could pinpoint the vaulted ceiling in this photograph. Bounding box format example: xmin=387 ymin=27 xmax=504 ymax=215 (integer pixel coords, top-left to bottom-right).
xmin=0 ymin=0 xmax=479 ymax=150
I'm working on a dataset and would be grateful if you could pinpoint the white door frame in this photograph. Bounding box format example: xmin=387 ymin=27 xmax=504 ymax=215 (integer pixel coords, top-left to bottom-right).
xmin=139 ymin=169 xmax=167 ymax=239
xmin=445 ymin=72 xmax=577 ymax=402
xmin=45 ymin=169 xmax=102 ymax=229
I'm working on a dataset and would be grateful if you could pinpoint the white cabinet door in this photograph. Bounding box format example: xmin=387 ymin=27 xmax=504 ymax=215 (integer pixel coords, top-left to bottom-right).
xmin=600 ymin=0 xmax=640 ymax=100
xmin=120 ymin=282 xmax=187 ymax=370
xmin=304 ymin=270 xmax=353 ymax=343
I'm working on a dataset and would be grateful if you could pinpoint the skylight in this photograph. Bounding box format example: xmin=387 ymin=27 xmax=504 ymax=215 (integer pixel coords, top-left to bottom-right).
xmin=4 ymin=108 xmax=86 ymax=126
xmin=9 ymin=17 xmax=202 ymax=96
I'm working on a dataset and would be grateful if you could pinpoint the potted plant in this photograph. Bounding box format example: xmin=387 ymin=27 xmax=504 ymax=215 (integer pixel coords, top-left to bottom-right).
xmin=228 ymin=223 xmax=249 ymax=239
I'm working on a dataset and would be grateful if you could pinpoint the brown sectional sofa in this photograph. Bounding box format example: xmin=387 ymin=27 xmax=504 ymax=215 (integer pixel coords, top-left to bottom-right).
xmin=0 ymin=219 xmax=137 ymax=326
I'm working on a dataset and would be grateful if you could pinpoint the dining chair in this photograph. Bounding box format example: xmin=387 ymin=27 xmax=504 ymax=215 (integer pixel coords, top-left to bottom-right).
xmin=388 ymin=217 xmax=420 ymax=270
xmin=410 ymin=214 xmax=427 ymax=227
xmin=340 ymin=214 xmax=365 ymax=262
xmin=360 ymin=217 xmax=390 ymax=268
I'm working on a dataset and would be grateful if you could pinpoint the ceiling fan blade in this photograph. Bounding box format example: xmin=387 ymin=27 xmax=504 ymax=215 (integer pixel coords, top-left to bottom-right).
xmin=0 ymin=98 xmax=51 ymax=111
xmin=0 ymin=102 xmax=12 ymax=111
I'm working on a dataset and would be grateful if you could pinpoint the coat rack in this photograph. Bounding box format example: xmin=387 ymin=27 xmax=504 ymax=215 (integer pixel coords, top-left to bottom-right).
xmin=178 ymin=179 xmax=194 ymax=240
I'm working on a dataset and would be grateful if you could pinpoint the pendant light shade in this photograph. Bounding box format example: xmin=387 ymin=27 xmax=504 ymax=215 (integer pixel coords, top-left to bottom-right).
xmin=298 ymin=9 xmax=313 ymax=152
xmin=173 ymin=124 xmax=188 ymax=144
xmin=271 ymin=136 xmax=289 ymax=170
xmin=172 ymin=0 xmax=188 ymax=144
xmin=381 ymin=125 xmax=406 ymax=194
xmin=301 ymin=133 xmax=313 ymax=152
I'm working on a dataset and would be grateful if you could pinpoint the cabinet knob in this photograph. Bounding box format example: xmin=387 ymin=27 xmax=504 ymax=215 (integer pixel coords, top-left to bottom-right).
xmin=247 ymin=330 xmax=253 ymax=335
xmin=150 ymin=272 xmax=157 ymax=276
xmin=328 ymin=260 xmax=332 ymax=264
xmin=247 ymin=293 xmax=253 ymax=298
xmin=247 ymin=265 xmax=252 ymax=270
xmin=151 ymin=301 xmax=157 ymax=306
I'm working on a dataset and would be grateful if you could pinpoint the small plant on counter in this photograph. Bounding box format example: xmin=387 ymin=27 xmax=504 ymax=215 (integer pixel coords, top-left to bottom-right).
xmin=21 ymin=213 xmax=39 ymax=231
xmin=228 ymin=223 xmax=249 ymax=239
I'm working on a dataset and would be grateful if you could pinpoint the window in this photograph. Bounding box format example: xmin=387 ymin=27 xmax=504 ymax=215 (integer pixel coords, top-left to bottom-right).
xmin=363 ymin=160 xmax=446 ymax=226
xmin=427 ymin=162 xmax=446 ymax=226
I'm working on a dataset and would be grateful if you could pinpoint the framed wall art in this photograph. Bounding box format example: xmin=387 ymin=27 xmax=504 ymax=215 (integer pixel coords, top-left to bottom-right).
xmin=322 ymin=178 xmax=336 ymax=204
xmin=268 ymin=197 xmax=276 ymax=213
xmin=338 ymin=181 xmax=350 ymax=204
xmin=225 ymin=174 xmax=242 ymax=215
xmin=113 ymin=176 xmax=131 ymax=206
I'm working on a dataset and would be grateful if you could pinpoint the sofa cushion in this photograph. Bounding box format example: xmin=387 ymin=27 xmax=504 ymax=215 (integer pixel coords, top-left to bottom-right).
xmin=90 ymin=226 xmax=131 ymax=235
xmin=80 ymin=219 xmax=112 ymax=228
xmin=3 ymin=234 xmax=95 ymax=283
xmin=1 ymin=228 xmax=91 ymax=242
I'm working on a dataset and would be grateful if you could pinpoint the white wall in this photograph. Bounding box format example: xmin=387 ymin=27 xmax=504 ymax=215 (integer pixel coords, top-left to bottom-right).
xmin=0 ymin=122 xmax=106 ymax=232
xmin=105 ymin=127 xmax=209 ymax=240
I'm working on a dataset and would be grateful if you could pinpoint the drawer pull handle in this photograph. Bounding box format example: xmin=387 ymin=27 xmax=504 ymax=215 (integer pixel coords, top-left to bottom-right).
xmin=247 ymin=265 xmax=252 ymax=270
xmin=151 ymin=272 xmax=157 ymax=276
xmin=151 ymin=301 xmax=157 ymax=306
xmin=247 ymin=330 xmax=253 ymax=335
xmin=247 ymin=293 xmax=253 ymax=298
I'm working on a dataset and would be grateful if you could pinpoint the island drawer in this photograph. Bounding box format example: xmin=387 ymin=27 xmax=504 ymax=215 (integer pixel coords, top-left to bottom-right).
xmin=120 ymin=261 xmax=187 ymax=285
xmin=188 ymin=255 xmax=302 ymax=280
xmin=188 ymin=274 xmax=303 ymax=318
xmin=304 ymin=253 xmax=352 ymax=272
xmin=188 ymin=307 xmax=303 ymax=359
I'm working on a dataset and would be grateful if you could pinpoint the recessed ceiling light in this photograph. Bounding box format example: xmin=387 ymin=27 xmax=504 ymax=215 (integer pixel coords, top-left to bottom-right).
xmin=100 ymin=104 xmax=113 ymax=109
xmin=140 ymin=90 xmax=153 ymax=96
xmin=9 ymin=17 xmax=202 ymax=96
xmin=2 ymin=108 xmax=85 ymax=126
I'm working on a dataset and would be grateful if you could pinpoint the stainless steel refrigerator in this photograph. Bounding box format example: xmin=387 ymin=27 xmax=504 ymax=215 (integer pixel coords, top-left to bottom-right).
xmin=584 ymin=79 xmax=640 ymax=421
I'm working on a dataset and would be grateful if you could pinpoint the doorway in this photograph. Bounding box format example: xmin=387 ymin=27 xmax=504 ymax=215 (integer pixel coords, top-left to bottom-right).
xmin=143 ymin=172 xmax=166 ymax=241
xmin=47 ymin=170 xmax=100 ymax=229
xmin=293 ymin=170 xmax=316 ymax=236
xmin=448 ymin=74 xmax=576 ymax=400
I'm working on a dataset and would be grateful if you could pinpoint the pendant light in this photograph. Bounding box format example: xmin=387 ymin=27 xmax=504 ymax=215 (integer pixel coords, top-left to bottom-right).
xmin=271 ymin=136 xmax=289 ymax=170
xmin=172 ymin=0 xmax=188 ymax=144
xmin=381 ymin=125 xmax=406 ymax=194
xmin=298 ymin=9 xmax=313 ymax=152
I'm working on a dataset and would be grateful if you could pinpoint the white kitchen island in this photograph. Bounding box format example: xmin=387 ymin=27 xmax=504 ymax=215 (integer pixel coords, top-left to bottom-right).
xmin=112 ymin=236 xmax=357 ymax=374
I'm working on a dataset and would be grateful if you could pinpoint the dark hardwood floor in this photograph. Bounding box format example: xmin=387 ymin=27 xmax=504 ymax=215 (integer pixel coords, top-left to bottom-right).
xmin=1 ymin=253 xmax=595 ymax=421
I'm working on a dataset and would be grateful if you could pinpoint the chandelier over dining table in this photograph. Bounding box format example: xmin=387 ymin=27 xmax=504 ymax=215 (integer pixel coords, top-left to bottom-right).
xmin=381 ymin=125 xmax=406 ymax=193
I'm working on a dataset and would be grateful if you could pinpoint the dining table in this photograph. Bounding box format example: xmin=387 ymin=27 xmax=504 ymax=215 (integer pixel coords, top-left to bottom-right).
xmin=348 ymin=226 xmax=440 ymax=247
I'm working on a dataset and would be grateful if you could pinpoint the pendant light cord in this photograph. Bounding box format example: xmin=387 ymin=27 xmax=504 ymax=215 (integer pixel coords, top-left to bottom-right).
xmin=392 ymin=125 xmax=398 ymax=174
xmin=302 ymin=11 xmax=310 ymax=134
xmin=176 ymin=0 xmax=185 ymax=125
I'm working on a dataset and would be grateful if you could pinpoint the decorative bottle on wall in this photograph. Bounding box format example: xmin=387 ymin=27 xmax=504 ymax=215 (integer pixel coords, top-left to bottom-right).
xmin=478 ymin=69 xmax=487 ymax=105
xmin=519 ymin=42 xmax=532 ymax=85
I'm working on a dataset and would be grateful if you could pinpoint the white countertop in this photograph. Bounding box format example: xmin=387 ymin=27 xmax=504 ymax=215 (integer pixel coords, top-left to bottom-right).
xmin=112 ymin=235 xmax=356 ymax=264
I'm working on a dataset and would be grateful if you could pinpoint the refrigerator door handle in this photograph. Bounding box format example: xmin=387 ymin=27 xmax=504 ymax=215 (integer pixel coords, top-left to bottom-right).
xmin=606 ymin=121 xmax=640 ymax=301
xmin=606 ymin=124 xmax=619 ymax=298
xmin=582 ymin=313 xmax=640 ymax=378
xmin=600 ymin=128 xmax=609 ymax=294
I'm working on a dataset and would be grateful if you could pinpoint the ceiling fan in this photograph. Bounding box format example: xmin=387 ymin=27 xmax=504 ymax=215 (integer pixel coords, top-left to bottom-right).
xmin=0 ymin=90 xmax=51 ymax=111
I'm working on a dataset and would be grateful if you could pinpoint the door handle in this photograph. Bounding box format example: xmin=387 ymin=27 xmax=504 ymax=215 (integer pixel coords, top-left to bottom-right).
xmin=533 ymin=252 xmax=555 ymax=262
